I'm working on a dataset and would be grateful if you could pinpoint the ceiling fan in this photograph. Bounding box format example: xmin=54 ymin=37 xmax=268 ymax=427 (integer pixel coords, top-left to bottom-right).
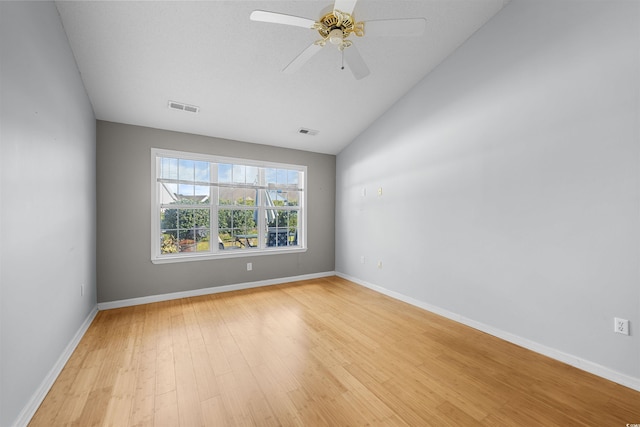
xmin=250 ymin=0 xmax=426 ymax=80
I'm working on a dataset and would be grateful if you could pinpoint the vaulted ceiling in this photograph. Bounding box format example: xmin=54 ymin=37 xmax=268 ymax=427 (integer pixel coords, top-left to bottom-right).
xmin=56 ymin=0 xmax=508 ymax=155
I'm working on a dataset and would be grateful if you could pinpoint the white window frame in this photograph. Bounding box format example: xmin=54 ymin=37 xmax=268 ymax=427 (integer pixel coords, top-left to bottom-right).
xmin=151 ymin=148 xmax=307 ymax=264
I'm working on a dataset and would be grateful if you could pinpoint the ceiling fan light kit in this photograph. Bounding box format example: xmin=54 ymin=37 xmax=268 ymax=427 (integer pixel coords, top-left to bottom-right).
xmin=249 ymin=0 xmax=425 ymax=80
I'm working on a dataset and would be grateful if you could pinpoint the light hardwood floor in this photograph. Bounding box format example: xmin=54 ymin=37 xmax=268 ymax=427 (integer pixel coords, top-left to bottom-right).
xmin=30 ymin=276 xmax=640 ymax=426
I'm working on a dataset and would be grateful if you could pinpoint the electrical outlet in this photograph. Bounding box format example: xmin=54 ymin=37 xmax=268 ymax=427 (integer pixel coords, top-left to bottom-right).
xmin=614 ymin=318 xmax=629 ymax=335
xmin=80 ymin=283 xmax=84 ymax=296
xmin=247 ymin=262 xmax=252 ymax=271
xmin=377 ymin=261 xmax=383 ymax=269
xmin=377 ymin=187 xmax=383 ymax=196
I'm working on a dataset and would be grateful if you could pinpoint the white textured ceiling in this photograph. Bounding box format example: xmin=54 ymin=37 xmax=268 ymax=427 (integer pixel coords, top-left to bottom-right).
xmin=56 ymin=0 xmax=508 ymax=155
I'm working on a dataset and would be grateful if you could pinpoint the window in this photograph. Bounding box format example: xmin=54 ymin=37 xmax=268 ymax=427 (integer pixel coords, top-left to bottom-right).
xmin=151 ymin=148 xmax=306 ymax=263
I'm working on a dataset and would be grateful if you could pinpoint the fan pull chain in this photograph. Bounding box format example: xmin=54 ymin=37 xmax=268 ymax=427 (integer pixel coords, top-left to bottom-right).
xmin=341 ymin=49 xmax=345 ymax=70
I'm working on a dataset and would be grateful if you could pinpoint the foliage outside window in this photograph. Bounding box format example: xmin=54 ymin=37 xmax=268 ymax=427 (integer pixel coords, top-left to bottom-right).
xmin=151 ymin=149 xmax=306 ymax=263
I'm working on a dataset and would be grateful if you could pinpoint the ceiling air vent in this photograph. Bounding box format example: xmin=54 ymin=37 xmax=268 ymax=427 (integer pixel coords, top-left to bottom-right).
xmin=168 ymin=100 xmax=199 ymax=114
xmin=298 ymin=127 xmax=319 ymax=136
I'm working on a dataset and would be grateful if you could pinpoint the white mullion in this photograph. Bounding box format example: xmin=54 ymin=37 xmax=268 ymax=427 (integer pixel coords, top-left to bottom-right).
xmin=300 ymin=168 xmax=306 ymax=248
xmin=211 ymin=163 xmax=219 ymax=252
xmin=159 ymin=203 xmax=212 ymax=210
xmin=258 ymin=169 xmax=266 ymax=248
xmin=152 ymin=153 xmax=161 ymax=258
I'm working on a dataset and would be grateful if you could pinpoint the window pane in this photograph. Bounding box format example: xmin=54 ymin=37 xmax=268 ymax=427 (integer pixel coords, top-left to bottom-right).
xmin=218 ymin=163 xmax=232 ymax=183
xmin=232 ymin=164 xmax=246 ymax=184
xmin=219 ymin=187 xmax=234 ymax=206
xmin=265 ymin=168 xmax=277 ymax=186
xmin=286 ymin=191 xmax=300 ymax=206
xmin=172 ymin=184 xmax=209 ymax=205
xmin=161 ymin=208 xmax=210 ymax=250
xmin=194 ymin=185 xmax=210 ymax=204
xmin=161 ymin=208 xmax=178 ymax=231
xmin=288 ymin=170 xmax=299 ymax=186
xmin=178 ymin=184 xmax=194 ymax=200
xmin=160 ymin=183 xmax=178 ymax=204
xmin=266 ymin=224 xmax=288 ymax=247
xmin=218 ymin=208 xmax=258 ymax=250
xmin=234 ymin=188 xmax=256 ymax=206
xmin=279 ymin=210 xmax=290 ymax=228
xmin=195 ymin=161 xmax=209 ymax=183
xmin=273 ymin=190 xmax=286 ymax=206
xmin=160 ymin=228 xmax=178 ymax=254
xmin=161 ymin=157 xmax=178 ymax=180
xmin=191 ymin=208 xmax=210 ymax=230
xmin=178 ymin=209 xmax=196 ymax=230
xmin=269 ymin=189 xmax=292 ymax=206
xmin=265 ymin=167 xmax=300 ymax=188
xmin=219 ymin=187 xmax=257 ymax=206
xmin=265 ymin=188 xmax=283 ymax=209
xmin=265 ymin=209 xmax=299 ymax=247
xmin=173 ymin=208 xmax=210 ymax=252
xmin=179 ymin=159 xmax=195 ymax=182
xmin=195 ymin=226 xmax=210 ymax=252
xmin=289 ymin=210 xmax=299 ymax=246
xmin=178 ymin=229 xmax=195 ymax=252
xmin=218 ymin=230 xmax=233 ymax=248
xmin=277 ymin=169 xmax=287 ymax=185
xmin=265 ymin=189 xmax=278 ymax=227
xmin=246 ymin=166 xmax=259 ymax=185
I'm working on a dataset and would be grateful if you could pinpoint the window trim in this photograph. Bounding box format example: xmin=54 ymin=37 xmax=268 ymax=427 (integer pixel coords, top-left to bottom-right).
xmin=150 ymin=148 xmax=307 ymax=264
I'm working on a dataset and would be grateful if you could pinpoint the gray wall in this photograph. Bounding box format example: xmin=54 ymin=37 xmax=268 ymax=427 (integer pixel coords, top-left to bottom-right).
xmin=0 ymin=2 xmax=97 ymax=426
xmin=97 ymin=121 xmax=335 ymax=303
xmin=336 ymin=0 xmax=640 ymax=381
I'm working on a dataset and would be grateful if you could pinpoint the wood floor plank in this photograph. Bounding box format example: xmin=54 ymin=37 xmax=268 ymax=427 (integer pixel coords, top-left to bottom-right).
xmin=173 ymin=346 xmax=204 ymax=427
xmin=216 ymin=372 xmax=258 ymax=426
xmin=29 ymin=276 xmax=640 ymax=426
xmin=286 ymin=388 xmax=332 ymax=425
xmin=200 ymin=395 xmax=230 ymax=426
xmin=190 ymin=343 xmax=220 ymax=402
xmin=328 ymin=365 xmax=397 ymax=423
xmin=47 ymin=348 xmax=104 ymax=426
xmin=153 ymin=390 xmax=178 ymax=427
xmin=102 ymin=320 xmax=143 ymax=426
xmin=129 ymin=348 xmax=156 ymax=427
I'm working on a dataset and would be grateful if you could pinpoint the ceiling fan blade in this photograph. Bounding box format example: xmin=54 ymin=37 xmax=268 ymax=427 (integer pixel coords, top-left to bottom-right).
xmin=283 ymin=43 xmax=324 ymax=74
xmin=364 ymin=18 xmax=426 ymax=37
xmin=250 ymin=10 xmax=316 ymax=29
xmin=343 ymin=45 xmax=370 ymax=80
xmin=333 ymin=0 xmax=358 ymax=15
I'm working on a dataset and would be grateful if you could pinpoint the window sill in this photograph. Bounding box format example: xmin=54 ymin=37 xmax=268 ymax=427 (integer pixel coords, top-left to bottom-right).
xmin=151 ymin=246 xmax=307 ymax=264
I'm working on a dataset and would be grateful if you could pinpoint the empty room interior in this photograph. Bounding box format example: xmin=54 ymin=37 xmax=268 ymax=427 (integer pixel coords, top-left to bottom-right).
xmin=2 ymin=0 xmax=640 ymax=426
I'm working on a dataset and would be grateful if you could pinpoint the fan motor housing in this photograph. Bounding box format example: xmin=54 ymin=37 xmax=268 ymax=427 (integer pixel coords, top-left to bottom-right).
xmin=316 ymin=11 xmax=363 ymax=39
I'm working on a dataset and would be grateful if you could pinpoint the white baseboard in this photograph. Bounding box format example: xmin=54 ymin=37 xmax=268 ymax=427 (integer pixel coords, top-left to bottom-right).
xmin=97 ymin=271 xmax=336 ymax=310
xmin=13 ymin=305 xmax=99 ymax=427
xmin=336 ymin=272 xmax=640 ymax=393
